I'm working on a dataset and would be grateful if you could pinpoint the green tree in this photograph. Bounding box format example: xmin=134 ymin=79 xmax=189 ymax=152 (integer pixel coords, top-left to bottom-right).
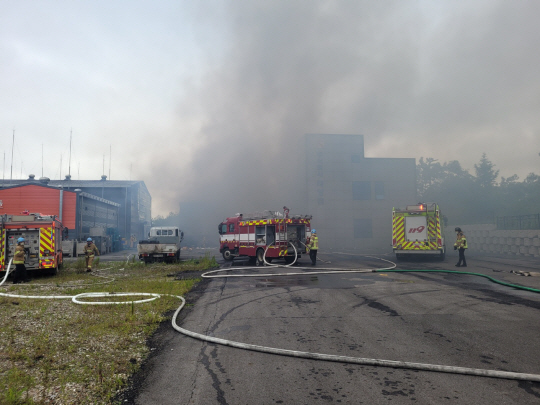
xmin=474 ymin=153 xmax=499 ymax=188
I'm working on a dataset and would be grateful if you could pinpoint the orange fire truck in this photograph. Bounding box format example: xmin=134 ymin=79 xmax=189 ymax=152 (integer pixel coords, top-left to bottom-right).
xmin=0 ymin=213 xmax=64 ymax=276
xmin=218 ymin=207 xmax=313 ymax=264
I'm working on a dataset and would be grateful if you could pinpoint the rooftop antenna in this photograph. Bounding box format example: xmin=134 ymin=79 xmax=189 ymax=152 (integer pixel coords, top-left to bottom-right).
xmin=10 ymin=129 xmax=14 ymax=182
xmin=68 ymin=129 xmax=72 ymax=177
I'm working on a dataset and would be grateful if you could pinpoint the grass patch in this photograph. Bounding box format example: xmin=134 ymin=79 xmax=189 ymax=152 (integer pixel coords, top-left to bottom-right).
xmin=0 ymin=255 xmax=217 ymax=404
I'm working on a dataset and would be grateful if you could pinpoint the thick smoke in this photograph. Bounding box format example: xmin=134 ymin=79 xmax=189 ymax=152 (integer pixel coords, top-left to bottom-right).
xmin=129 ymin=0 xmax=540 ymax=218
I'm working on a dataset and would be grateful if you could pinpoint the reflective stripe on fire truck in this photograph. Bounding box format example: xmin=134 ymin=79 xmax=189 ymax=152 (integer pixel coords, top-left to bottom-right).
xmin=393 ymin=215 xmax=405 ymax=246
xmin=239 ymin=218 xmax=310 ymax=226
xmin=40 ymin=227 xmax=55 ymax=268
xmin=436 ymin=211 xmax=442 ymax=246
xmin=0 ymin=229 xmax=5 ymax=270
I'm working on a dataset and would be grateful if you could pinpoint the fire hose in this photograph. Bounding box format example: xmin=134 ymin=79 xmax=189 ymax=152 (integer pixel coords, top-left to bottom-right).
xmin=2 ymin=254 xmax=540 ymax=382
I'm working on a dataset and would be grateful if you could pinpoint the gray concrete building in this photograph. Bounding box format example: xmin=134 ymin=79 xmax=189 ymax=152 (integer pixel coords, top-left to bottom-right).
xmin=305 ymin=134 xmax=417 ymax=253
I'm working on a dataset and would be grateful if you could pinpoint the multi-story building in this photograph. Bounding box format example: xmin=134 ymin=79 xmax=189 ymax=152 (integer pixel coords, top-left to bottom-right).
xmin=305 ymin=134 xmax=417 ymax=253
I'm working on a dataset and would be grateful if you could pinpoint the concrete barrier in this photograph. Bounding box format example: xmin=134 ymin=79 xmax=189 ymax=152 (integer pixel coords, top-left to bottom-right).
xmin=444 ymin=224 xmax=540 ymax=258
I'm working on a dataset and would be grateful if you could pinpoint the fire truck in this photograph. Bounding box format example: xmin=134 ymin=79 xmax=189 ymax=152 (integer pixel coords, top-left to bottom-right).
xmin=218 ymin=207 xmax=313 ymax=264
xmin=392 ymin=202 xmax=446 ymax=261
xmin=0 ymin=213 xmax=64 ymax=276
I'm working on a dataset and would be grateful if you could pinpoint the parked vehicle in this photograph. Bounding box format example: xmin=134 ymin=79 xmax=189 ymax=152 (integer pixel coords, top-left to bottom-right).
xmin=0 ymin=213 xmax=64 ymax=275
xmin=137 ymin=226 xmax=184 ymax=264
xmin=392 ymin=202 xmax=445 ymax=261
xmin=219 ymin=207 xmax=313 ymax=264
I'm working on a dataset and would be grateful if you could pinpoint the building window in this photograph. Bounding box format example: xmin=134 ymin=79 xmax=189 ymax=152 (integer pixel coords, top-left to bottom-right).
xmin=374 ymin=181 xmax=385 ymax=200
xmin=354 ymin=219 xmax=373 ymax=238
xmin=352 ymin=181 xmax=371 ymax=200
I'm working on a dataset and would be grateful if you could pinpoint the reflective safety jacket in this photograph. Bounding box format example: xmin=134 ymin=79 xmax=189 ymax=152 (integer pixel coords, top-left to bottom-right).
xmin=309 ymin=235 xmax=319 ymax=250
xmin=454 ymin=233 xmax=467 ymax=249
xmin=13 ymin=244 xmax=26 ymax=264
xmin=84 ymin=243 xmax=100 ymax=257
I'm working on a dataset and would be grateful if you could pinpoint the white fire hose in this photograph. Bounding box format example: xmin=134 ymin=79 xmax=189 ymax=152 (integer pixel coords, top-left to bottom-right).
xmin=2 ymin=254 xmax=540 ymax=383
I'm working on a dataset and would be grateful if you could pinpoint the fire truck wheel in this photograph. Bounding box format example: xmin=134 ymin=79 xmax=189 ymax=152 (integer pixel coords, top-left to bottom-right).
xmin=222 ymin=249 xmax=233 ymax=261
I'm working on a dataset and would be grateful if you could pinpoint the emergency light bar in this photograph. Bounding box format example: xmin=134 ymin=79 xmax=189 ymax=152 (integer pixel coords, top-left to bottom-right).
xmin=405 ymin=204 xmax=426 ymax=211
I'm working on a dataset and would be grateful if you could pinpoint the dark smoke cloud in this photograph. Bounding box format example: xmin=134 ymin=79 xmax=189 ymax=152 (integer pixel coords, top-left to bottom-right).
xmin=132 ymin=0 xmax=540 ymax=216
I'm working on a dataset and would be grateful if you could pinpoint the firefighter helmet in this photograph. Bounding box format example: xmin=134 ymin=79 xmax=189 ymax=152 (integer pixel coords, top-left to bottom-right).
xmin=87 ymin=237 xmax=93 ymax=242
xmin=312 ymin=229 xmax=316 ymax=234
xmin=17 ymin=237 xmax=25 ymax=243
xmin=455 ymin=227 xmax=462 ymax=232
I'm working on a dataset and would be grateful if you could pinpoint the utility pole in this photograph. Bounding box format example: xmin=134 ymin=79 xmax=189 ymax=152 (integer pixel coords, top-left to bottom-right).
xmin=68 ymin=129 xmax=72 ymax=177
xmin=109 ymin=144 xmax=111 ymax=180
xmin=10 ymin=129 xmax=14 ymax=182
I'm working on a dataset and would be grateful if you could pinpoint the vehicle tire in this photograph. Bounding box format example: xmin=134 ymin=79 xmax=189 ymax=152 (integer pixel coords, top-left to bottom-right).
xmin=440 ymin=249 xmax=446 ymax=261
xmin=256 ymin=248 xmax=265 ymax=265
xmin=284 ymin=256 xmax=295 ymax=264
xmin=222 ymin=248 xmax=233 ymax=261
xmin=395 ymin=254 xmax=403 ymax=261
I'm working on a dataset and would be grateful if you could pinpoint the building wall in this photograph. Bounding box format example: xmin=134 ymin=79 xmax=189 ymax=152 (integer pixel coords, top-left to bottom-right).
xmin=444 ymin=224 xmax=540 ymax=258
xmin=305 ymin=134 xmax=417 ymax=253
xmin=79 ymin=196 xmax=119 ymax=235
xmin=0 ymin=184 xmax=77 ymax=229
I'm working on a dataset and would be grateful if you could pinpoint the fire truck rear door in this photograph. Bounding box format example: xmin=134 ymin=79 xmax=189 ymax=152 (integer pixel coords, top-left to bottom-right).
xmin=405 ymin=216 xmax=428 ymax=241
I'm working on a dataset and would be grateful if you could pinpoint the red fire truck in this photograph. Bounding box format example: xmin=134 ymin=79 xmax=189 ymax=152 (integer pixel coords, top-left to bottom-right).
xmin=0 ymin=213 xmax=64 ymax=276
xmin=218 ymin=207 xmax=313 ymax=264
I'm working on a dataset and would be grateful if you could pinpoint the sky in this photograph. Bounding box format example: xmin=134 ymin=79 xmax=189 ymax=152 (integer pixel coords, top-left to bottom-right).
xmin=1 ymin=0 xmax=540 ymax=216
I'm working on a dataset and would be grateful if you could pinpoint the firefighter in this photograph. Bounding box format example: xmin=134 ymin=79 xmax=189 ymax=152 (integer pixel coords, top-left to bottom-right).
xmin=13 ymin=237 xmax=29 ymax=284
xmin=454 ymin=227 xmax=467 ymax=267
xmin=84 ymin=237 xmax=100 ymax=272
xmin=307 ymin=229 xmax=319 ymax=265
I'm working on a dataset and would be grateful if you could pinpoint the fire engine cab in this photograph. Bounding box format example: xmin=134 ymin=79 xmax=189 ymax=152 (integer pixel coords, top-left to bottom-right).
xmin=0 ymin=213 xmax=64 ymax=275
xmin=218 ymin=207 xmax=313 ymax=264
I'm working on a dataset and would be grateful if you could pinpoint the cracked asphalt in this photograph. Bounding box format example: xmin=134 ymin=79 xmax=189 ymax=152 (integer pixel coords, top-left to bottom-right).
xmin=118 ymin=250 xmax=540 ymax=404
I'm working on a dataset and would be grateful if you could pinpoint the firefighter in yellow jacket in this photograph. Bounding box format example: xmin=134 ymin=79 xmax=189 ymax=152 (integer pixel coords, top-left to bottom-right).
xmin=84 ymin=237 xmax=100 ymax=272
xmin=307 ymin=229 xmax=319 ymax=265
xmin=13 ymin=237 xmax=30 ymax=284
xmin=454 ymin=227 xmax=467 ymax=267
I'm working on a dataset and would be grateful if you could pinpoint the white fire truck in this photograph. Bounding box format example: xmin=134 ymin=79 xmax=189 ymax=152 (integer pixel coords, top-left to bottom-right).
xmin=218 ymin=207 xmax=313 ymax=264
xmin=0 ymin=213 xmax=64 ymax=276
xmin=392 ymin=202 xmax=446 ymax=261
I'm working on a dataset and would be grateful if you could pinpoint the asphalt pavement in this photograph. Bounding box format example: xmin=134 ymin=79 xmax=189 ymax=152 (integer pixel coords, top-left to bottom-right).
xmin=116 ymin=249 xmax=540 ymax=404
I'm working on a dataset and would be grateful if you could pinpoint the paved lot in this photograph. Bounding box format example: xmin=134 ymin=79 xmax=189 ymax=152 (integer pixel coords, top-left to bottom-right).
xmin=118 ymin=250 xmax=540 ymax=404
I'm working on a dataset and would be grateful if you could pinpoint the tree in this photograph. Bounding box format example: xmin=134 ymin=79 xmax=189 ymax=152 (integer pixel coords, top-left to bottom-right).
xmin=474 ymin=153 xmax=499 ymax=188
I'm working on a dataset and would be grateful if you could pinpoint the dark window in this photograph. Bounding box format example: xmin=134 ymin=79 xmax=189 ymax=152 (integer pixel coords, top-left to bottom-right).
xmin=229 ymin=223 xmax=235 ymax=232
xmin=354 ymin=219 xmax=373 ymax=238
xmin=374 ymin=181 xmax=385 ymax=200
xmin=352 ymin=181 xmax=371 ymax=200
